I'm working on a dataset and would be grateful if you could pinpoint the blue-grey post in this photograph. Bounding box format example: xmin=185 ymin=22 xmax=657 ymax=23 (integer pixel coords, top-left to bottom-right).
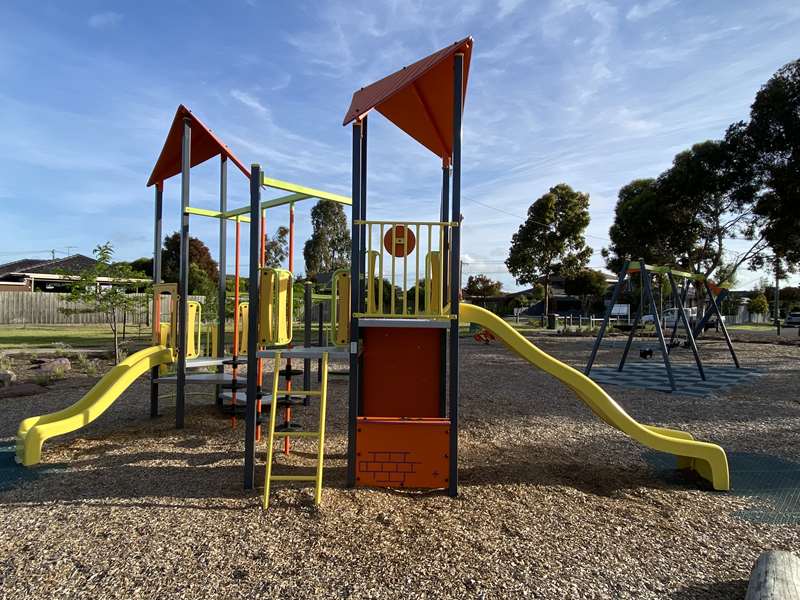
xmin=642 ymin=260 xmax=675 ymax=390
xmin=244 ymin=164 xmax=262 ymax=489
xmin=667 ymin=277 xmax=690 ymax=352
xmin=176 ymin=117 xmax=191 ymax=429
xmin=448 ymin=52 xmax=464 ymax=498
xmin=667 ymin=271 xmax=705 ymax=380
xmin=346 ymin=120 xmax=363 ymax=487
xmin=359 ymin=115 xmax=368 ymax=311
xmin=150 ymin=182 xmax=163 ymax=418
xmin=216 ymin=156 xmax=228 ymax=405
xmin=585 ymin=261 xmax=628 ymax=375
xmin=303 ymin=282 xmax=312 ymax=399
xmin=439 ymin=159 xmax=450 ymax=417
xmin=703 ymin=281 xmax=740 ymax=368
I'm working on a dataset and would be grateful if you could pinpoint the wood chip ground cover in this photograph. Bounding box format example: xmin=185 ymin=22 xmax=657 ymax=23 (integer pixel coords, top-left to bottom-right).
xmin=1 ymin=336 xmax=798 ymax=599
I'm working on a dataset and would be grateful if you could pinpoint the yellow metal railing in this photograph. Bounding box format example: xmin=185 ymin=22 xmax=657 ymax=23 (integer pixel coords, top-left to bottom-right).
xmin=354 ymin=219 xmax=457 ymax=319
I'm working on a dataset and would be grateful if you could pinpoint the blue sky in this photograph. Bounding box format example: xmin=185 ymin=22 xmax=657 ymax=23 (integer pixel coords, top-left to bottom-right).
xmin=2 ymin=0 xmax=799 ymax=290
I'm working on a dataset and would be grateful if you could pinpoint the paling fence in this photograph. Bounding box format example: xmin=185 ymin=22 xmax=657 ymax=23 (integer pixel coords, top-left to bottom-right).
xmin=0 ymin=292 xmax=205 ymax=326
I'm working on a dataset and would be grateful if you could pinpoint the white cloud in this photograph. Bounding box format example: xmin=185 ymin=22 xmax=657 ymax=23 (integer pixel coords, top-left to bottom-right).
xmin=230 ymin=89 xmax=269 ymax=115
xmin=497 ymin=0 xmax=525 ymax=19
xmin=626 ymin=0 xmax=674 ymax=22
xmin=88 ymin=12 xmax=123 ymax=29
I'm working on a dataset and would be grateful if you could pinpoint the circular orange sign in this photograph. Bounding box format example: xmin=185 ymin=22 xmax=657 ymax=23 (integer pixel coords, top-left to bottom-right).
xmin=383 ymin=225 xmax=416 ymax=257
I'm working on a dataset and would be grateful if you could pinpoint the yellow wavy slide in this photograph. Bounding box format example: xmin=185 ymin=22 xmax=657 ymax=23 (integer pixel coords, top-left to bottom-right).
xmin=16 ymin=345 xmax=174 ymax=466
xmin=460 ymin=304 xmax=729 ymax=490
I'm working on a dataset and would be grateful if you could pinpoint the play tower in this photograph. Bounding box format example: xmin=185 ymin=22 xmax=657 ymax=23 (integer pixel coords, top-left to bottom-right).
xmin=341 ymin=37 xmax=473 ymax=497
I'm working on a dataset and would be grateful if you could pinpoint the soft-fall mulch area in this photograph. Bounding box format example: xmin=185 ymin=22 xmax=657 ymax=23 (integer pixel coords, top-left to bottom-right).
xmin=1 ymin=336 xmax=799 ymax=599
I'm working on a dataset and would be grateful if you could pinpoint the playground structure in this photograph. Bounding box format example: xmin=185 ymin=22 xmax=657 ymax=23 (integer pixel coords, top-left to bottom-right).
xmin=585 ymin=260 xmax=740 ymax=392
xmin=16 ymin=37 xmax=732 ymax=499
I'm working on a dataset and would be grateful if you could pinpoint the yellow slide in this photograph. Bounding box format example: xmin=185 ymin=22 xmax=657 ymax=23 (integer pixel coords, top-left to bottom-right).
xmin=459 ymin=304 xmax=730 ymax=490
xmin=16 ymin=345 xmax=174 ymax=466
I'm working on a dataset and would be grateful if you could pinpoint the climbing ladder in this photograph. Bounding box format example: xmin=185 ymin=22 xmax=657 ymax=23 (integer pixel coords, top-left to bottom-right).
xmin=263 ymin=351 xmax=329 ymax=508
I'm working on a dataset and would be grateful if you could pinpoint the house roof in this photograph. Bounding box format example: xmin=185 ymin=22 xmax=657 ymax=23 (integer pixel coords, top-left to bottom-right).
xmin=147 ymin=105 xmax=251 ymax=187
xmin=0 ymin=258 xmax=45 ymax=277
xmin=342 ymin=37 xmax=473 ymax=160
xmin=0 ymin=254 xmax=97 ymax=277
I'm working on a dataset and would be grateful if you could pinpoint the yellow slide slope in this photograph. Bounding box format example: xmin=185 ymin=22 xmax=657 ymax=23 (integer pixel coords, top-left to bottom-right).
xmin=16 ymin=345 xmax=174 ymax=466
xmin=460 ymin=304 xmax=729 ymax=490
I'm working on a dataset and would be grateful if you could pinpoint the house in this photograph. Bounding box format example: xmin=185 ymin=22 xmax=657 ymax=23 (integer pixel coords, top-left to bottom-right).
xmin=0 ymin=255 xmax=99 ymax=292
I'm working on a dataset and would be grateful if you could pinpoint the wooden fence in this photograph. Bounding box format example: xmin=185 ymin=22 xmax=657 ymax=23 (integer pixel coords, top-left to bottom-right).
xmin=0 ymin=292 xmax=205 ymax=326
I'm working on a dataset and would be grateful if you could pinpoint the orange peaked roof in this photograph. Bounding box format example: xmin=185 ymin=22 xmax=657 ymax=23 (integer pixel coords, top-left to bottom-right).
xmin=147 ymin=105 xmax=250 ymax=187
xmin=343 ymin=37 xmax=473 ymax=160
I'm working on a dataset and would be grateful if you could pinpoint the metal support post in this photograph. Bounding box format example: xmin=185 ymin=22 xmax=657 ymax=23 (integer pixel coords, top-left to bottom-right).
xmin=244 ymin=164 xmax=262 ymax=489
xmin=176 ymin=117 xmax=191 ymax=429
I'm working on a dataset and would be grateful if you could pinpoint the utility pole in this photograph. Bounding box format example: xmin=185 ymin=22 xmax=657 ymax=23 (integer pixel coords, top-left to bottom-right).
xmin=50 ymin=249 xmax=56 ymax=260
xmin=774 ymin=255 xmax=781 ymax=336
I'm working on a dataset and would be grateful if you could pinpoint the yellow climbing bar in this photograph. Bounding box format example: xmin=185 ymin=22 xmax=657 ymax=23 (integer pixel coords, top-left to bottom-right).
xmin=261 ymin=175 xmax=351 ymax=205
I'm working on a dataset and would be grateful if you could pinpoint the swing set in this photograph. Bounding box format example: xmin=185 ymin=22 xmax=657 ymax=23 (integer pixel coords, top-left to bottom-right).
xmin=585 ymin=259 xmax=740 ymax=392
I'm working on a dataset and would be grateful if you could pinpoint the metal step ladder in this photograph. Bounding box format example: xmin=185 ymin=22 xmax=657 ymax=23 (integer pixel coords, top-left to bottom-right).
xmin=263 ymin=351 xmax=329 ymax=508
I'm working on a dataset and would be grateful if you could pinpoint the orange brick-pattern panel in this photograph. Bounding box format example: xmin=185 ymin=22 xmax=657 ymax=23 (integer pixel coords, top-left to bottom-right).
xmin=359 ymin=451 xmax=420 ymax=485
xmin=356 ymin=417 xmax=450 ymax=489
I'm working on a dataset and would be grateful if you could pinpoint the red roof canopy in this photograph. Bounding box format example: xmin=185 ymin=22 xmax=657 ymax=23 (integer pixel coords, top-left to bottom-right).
xmin=147 ymin=105 xmax=250 ymax=187
xmin=343 ymin=37 xmax=473 ymax=160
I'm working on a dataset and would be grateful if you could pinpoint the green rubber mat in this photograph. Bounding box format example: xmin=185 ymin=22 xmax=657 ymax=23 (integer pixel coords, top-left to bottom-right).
xmin=0 ymin=443 xmax=64 ymax=493
xmin=645 ymin=451 xmax=800 ymax=525
xmin=589 ymin=363 xmax=763 ymax=397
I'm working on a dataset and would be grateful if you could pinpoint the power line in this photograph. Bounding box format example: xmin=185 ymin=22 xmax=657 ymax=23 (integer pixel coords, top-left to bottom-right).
xmin=462 ymin=195 xmax=612 ymax=243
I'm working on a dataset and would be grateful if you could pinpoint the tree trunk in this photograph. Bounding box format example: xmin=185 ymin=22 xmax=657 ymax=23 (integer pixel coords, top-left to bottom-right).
xmin=544 ymin=278 xmax=550 ymax=315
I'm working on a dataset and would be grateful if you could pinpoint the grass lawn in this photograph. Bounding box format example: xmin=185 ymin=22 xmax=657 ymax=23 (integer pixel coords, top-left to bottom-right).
xmin=728 ymin=323 xmax=777 ymax=331
xmin=0 ymin=325 xmax=150 ymax=349
xmin=0 ymin=317 xmax=545 ymax=351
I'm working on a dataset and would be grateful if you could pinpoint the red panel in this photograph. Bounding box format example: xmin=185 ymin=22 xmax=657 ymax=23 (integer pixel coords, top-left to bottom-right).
xmin=342 ymin=37 xmax=473 ymax=159
xmin=356 ymin=417 xmax=450 ymax=489
xmin=362 ymin=327 xmax=441 ymax=418
xmin=147 ymin=105 xmax=251 ymax=187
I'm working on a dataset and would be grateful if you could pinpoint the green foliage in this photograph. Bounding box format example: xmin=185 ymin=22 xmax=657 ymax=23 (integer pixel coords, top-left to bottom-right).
xmin=161 ymin=232 xmax=219 ymax=290
xmin=564 ymin=269 xmax=608 ymax=313
xmin=603 ymin=178 xmax=698 ymax=272
xmin=462 ymin=274 xmax=503 ymax=298
xmin=741 ymin=58 xmax=800 ymax=264
xmin=264 ymin=226 xmax=289 ymax=269
xmin=303 ymin=201 xmax=351 ymax=278
xmin=506 ymin=183 xmax=592 ymax=315
xmin=60 ymin=243 xmax=149 ymax=364
xmin=748 ymin=293 xmax=769 ymax=315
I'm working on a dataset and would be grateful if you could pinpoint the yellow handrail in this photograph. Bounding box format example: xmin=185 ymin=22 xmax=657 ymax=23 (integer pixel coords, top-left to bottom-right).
xmin=357 ymin=220 xmax=455 ymax=320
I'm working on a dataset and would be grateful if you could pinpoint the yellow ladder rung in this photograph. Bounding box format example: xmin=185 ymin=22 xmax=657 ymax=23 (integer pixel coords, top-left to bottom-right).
xmin=263 ymin=351 xmax=330 ymax=509
xmin=273 ymin=431 xmax=319 ymax=438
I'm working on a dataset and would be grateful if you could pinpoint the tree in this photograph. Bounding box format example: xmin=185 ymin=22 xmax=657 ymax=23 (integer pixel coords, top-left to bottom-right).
xmin=747 ymin=293 xmax=769 ymax=316
xmin=263 ymin=226 xmax=289 ymax=269
xmin=506 ymin=184 xmax=592 ymax=315
xmin=603 ymin=179 xmax=697 ymax=272
xmin=742 ymin=59 xmax=800 ymax=264
xmin=303 ymin=201 xmax=351 ymax=278
xmin=462 ymin=274 xmax=503 ymax=298
xmin=161 ymin=232 xmax=219 ymax=291
xmin=61 ymin=243 xmax=149 ymax=364
xmin=657 ymin=140 xmax=767 ymax=279
xmin=564 ymin=269 xmax=608 ymax=314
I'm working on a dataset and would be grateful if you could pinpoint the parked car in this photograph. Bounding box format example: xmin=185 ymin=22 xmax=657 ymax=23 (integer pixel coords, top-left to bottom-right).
xmin=642 ymin=308 xmax=696 ymax=329
xmin=785 ymin=312 xmax=800 ymax=327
